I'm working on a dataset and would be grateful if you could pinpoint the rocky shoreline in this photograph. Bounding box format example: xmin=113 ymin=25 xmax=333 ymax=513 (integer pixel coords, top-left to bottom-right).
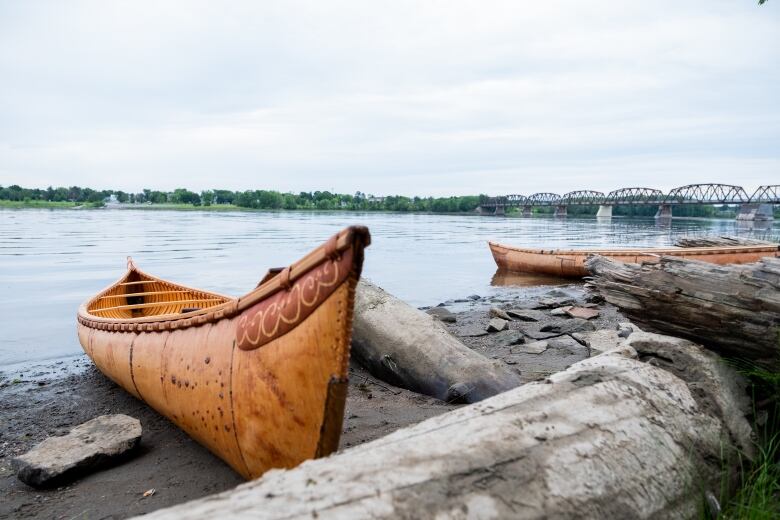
xmin=0 ymin=284 xmax=624 ymax=519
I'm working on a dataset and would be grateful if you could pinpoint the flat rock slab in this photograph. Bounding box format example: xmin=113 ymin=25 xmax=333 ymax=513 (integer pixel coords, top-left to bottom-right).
xmin=491 ymin=330 xmax=525 ymax=347
xmin=532 ymin=297 xmax=576 ymax=309
xmin=505 ymin=309 xmax=546 ymax=322
xmin=566 ymin=307 xmax=600 ymax=320
xmin=459 ymin=327 xmax=489 ymax=337
xmin=549 ymin=306 xmax=572 ymax=317
xmin=12 ymin=414 xmax=142 ymax=488
xmin=572 ymin=330 xmax=622 ymax=356
xmin=539 ymin=319 xmax=595 ymax=336
xmin=486 ymin=318 xmax=508 ymax=332
xmin=425 ymin=307 xmax=457 ymax=323
xmin=517 ymin=340 xmax=549 ymax=354
xmin=489 ymin=307 xmax=512 ymax=321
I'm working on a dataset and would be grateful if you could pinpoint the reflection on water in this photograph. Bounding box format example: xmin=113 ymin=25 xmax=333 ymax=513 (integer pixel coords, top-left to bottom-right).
xmin=490 ymin=270 xmax=568 ymax=287
xmin=0 ymin=208 xmax=778 ymax=365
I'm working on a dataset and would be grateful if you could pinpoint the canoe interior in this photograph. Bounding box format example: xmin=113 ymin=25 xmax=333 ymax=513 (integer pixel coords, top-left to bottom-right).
xmin=88 ymin=270 xmax=231 ymax=319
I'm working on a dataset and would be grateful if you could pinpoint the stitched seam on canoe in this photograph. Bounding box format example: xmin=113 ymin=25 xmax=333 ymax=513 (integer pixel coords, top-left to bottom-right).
xmin=160 ymin=331 xmax=172 ymax=404
xmin=128 ymin=333 xmax=143 ymax=400
xmin=228 ymin=338 xmax=252 ymax=478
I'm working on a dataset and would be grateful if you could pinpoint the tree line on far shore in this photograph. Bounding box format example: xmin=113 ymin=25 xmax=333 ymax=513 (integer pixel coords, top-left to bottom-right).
xmin=0 ymin=184 xmax=484 ymax=212
xmin=1 ymin=184 xmax=768 ymax=217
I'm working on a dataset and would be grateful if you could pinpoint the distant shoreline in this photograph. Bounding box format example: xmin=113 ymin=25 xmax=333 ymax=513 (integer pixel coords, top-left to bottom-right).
xmin=0 ymin=199 xmax=481 ymax=216
xmin=1 ymin=199 xmax=775 ymax=219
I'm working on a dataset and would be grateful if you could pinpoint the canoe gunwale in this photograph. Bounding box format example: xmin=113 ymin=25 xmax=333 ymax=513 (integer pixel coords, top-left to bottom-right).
xmin=77 ymin=226 xmax=370 ymax=333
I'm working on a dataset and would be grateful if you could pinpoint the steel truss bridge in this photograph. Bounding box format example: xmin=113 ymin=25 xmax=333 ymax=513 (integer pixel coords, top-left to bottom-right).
xmin=479 ymin=184 xmax=779 ymax=221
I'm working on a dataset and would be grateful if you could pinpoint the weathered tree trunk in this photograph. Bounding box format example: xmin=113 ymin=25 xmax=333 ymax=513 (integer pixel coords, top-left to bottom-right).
xmin=586 ymin=255 xmax=780 ymax=369
xmin=350 ymin=280 xmax=522 ymax=403
xmin=137 ymin=332 xmax=753 ymax=520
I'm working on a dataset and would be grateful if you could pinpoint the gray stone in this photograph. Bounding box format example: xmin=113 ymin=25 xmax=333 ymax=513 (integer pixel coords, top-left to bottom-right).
xmin=544 ymin=289 xmax=570 ymax=298
xmin=489 ymin=307 xmax=512 ymax=321
xmin=617 ymin=322 xmax=641 ymax=338
xmin=12 ymin=414 xmax=142 ymax=487
xmin=549 ymin=306 xmax=572 ymax=317
xmin=571 ymin=330 xmax=622 ymax=356
xmin=459 ymin=327 xmax=489 ymax=337
xmin=486 ymin=318 xmax=508 ymax=332
xmin=546 ymin=335 xmax=586 ymax=355
xmin=521 ymin=340 xmax=549 ymax=354
xmin=467 ymin=294 xmax=481 ymax=301
xmin=425 ymin=307 xmax=457 ymax=323
xmin=540 ymin=319 xmax=595 ymax=335
xmin=491 ymin=330 xmax=524 ymax=347
xmin=505 ymin=309 xmax=546 ymax=322
xmin=515 ymin=323 xmax=564 ymax=340
xmin=533 ymin=297 xmax=576 ymax=309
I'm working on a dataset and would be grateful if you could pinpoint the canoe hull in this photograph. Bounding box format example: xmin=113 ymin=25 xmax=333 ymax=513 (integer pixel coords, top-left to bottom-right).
xmin=77 ymin=227 xmax=368 ymax=479
xmin=489 ymin=241 xmax=780 ymax=278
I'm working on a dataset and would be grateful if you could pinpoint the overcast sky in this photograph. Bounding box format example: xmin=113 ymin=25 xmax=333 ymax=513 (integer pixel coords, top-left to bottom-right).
xmin=0 ymin=1 xmax=778 ymax=197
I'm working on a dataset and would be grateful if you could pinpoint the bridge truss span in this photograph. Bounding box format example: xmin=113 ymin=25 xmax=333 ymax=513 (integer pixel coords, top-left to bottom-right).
xmin=664 ymin=183 xmax=750 ymax=204
xmin=605 ymin=187 xmax=665 ymax=205
xmin=561 ymin=190 xmax=605 ymax=205
xmin=525 ymin=193 xmax=561 ymax=206
xmin=749 ymin=185 xmax=780 ymax=204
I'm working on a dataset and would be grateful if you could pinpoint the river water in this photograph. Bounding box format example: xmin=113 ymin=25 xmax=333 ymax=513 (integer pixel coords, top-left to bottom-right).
xmin=1 ymin=208 xmax=777 ymax=366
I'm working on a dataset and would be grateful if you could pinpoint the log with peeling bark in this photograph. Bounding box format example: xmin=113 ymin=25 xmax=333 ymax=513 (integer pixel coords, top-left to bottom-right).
xmin=674 ymin=235 xmax=774 ymax=248
xmin=587 ymin=255 xmax=780 ymax=369
xmin=349 ymin=280 xmax=522 ymax=403
xmin=135 ymin=332 xmax=753 ymax=520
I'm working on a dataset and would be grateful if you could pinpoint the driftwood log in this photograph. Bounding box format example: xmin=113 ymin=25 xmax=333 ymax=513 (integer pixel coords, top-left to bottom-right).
xmin=674 ymin=235 xmax=774 ymax=248
xmin=137 ymin=332 xmax=753 ymax=520
xmin=350 ymin=280 xmax=522 ymax=403
xmin=587 ymin=255 xmax=780 ymax=369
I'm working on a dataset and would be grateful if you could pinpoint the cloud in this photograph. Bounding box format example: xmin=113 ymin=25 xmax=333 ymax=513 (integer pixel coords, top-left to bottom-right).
xmin=0 ymin=0 xmax=778 ymax=196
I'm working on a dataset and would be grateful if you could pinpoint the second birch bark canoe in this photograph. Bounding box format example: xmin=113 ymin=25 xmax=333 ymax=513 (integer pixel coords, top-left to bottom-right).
xmin=488 ymin=240 xmax=780 ymax=278
xmin=76 ymin=226 xmax=370 ymax=479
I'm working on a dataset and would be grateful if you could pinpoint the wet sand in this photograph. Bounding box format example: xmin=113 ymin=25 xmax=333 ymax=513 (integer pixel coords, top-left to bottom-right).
xmin=0 ymin=285 xmax=621 ymax=519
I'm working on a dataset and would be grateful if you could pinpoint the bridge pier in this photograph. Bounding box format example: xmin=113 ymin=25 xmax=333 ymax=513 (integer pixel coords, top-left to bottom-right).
xmin=554 ymin=205 xmax=567 ymax=217
xmin=596 ymin=205 xmax=613 ymax=218
xmin=655 ymin=204 xmax=672 ymax=219
xmin=493 ymin=205 xmax=505 ymax=216
xmin=522 ymin=206 xmax=532 ymax=217
xmin=736 ymin=203 xmax=774 ymax=222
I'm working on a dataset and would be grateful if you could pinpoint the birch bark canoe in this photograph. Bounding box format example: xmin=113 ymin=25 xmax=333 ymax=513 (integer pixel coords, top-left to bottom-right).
xmin=76 ymin=226 xmax=370 ymax=479
xmin=586 ymin=255 xmax=780 ymax=369
xmin=136 ymin=332 xmax=753 ymax=520
xmin=351 ymin=280 xmax=522 ymax=403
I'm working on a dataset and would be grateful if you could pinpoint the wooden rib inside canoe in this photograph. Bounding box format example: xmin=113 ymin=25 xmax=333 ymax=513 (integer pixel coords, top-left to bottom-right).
xmin=87 ymin=272 xmax=230 ymax=319
xmin=76 ymin=226 xmax=371 ymax=480
xmin=488 ymin=240 xmax=780 ymax=278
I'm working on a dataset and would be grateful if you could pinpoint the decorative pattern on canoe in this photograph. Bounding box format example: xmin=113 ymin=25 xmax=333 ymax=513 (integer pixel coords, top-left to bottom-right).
xmin=236 ymin=248 xmax=354 ymax=350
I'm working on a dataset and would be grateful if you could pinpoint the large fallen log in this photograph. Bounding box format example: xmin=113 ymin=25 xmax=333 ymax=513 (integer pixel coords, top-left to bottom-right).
xmin=586 ymin=255 xmax=780 ymax=369
xmin=350 ymin=280 xmax=522 ymax=403
xmin=674 ymin=235 xmax=774 ymax=248
xmin=137 ymin=332 xmax=753 ymax=520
